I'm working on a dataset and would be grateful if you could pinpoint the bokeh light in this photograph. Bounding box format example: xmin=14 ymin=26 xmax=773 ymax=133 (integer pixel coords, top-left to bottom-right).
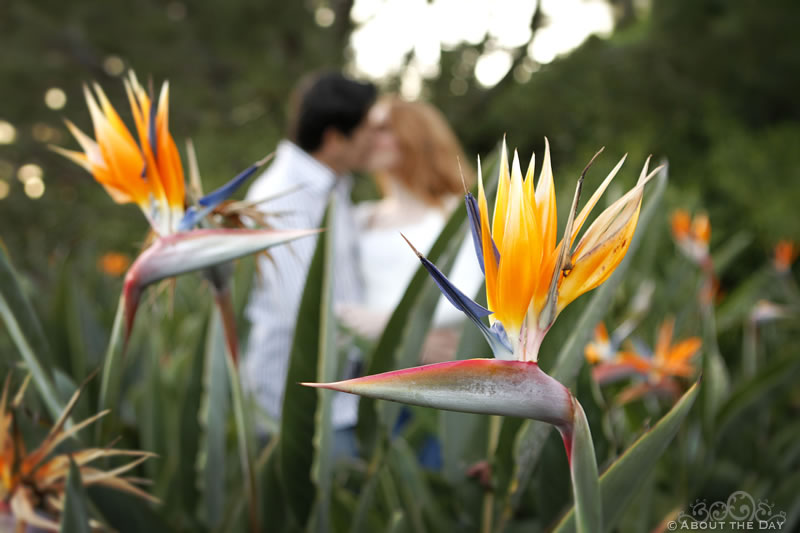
xmin=0 ymin=180 xmax=9 ymax=200
xmin=44 ymin=87 xmax=67 ymax=110
xmin=103 ymin=55 xmax=126 ymax=76
xmin=449 ymin=77 xmax=468 ymax=96
xmin=32 ymin=122 xmax=61 ymax=143
xmin=17 ymin=163 xmax=43 ymax=183
xmin=24 ymin=176 xmax=45 ymax=199
xmin=0 ymin=120 xmax=16 ymax=144
xmin=474 ymin=49 xmax=513 ymax=88
xmin=315 ymin=7 xmax=335 ymax=27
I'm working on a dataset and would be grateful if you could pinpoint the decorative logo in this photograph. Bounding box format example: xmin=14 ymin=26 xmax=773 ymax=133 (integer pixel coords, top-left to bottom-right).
xmin=667 ymin=491 xmax=787 ymax=530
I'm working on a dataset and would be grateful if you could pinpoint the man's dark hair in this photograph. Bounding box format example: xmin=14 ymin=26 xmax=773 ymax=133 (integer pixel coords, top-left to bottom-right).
xmin=288 ymin=72 xmax=377 ymax=153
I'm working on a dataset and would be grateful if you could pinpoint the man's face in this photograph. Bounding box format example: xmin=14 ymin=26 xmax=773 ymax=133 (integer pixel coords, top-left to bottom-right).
xmin=340 ymin=107 xmax=382 ymax=173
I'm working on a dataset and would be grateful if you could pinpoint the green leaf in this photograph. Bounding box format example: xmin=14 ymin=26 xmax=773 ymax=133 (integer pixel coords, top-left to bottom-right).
xmin=553 ymin=381 xmax=700 ymax=533
xmin=310 ymin=201 xmax=338 ymax=533
xmin=388 ymin=438 xmax=452 ymax=533
xmin=89 ymin=486 xmax=172 ymax=533
xmin=173 ymin=315 xmax=208 ymax=520
xmin=350 ymin=464 xmax=385 ymax=533
xmin=50 ymin=262 xmax=88 ymax=383
xmin=567 ymin=398 xmax=602 ymax=533
xmin=715 ymin=268 xmax=771 ymax=333
xmin=386 ymin=511 xmax=408 ymax=533
xmin=711 ymin=231 xmax=752 ymax=274
xmin=60 ymin=458 xmax=92 ymax=533
xmin=96 ymin=296 xmax=126 ymax=440
xmin=0 ymin=244 xmax=63 ymax=419
xmin=699 ymin=277 xmax=730 ymax=429
xmin=279 ymin=199 xmax=335 ymax=528
xmin=221 ymin=440 xmax=279 ymax=533
xmin=501 ymin=168 xmax=667 ymax=524
xmin=200 ymin=303 xmax=230 ymax=528
xmin=715 ymin=353 xmax=800 ymax=438
xmin=226 ymin=322 xmax=259 ymax=532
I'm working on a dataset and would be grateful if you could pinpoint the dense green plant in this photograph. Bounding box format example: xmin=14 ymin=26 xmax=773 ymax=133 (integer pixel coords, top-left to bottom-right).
xmin=2 ymin=134 xmax=797 ymax=531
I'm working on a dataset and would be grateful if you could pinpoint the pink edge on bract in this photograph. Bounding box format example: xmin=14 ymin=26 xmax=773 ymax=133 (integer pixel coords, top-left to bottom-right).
xmin=302 ymin=358 xmax=574 ymax=427
xmin=122 ymin=273 xmax=141 ymax=353
xmin=559 ymin=424 xmax=574 ymax=465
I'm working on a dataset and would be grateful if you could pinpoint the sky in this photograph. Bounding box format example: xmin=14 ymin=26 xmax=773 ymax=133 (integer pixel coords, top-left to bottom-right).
xmin=344 ymin=0 xmax=614 ymax=98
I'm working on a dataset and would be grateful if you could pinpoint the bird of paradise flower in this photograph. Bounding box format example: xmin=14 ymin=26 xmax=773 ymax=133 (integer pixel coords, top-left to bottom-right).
xmin=613 ymin=318 xmax=701 ymax=404
xmin=52 ymin=72 xmax=317 ymax=361
xmin=305 ymin=138 xmax=663 ymax=530
xmin=0 ymin=375 xmax=155 ymax=531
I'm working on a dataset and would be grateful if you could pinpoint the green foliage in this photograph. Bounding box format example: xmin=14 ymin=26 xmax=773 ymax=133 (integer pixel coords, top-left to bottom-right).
xmin=60 ymin=459 xmax=92 ymax=533
xmin=554 ymin=382 xmax=700 ymax=532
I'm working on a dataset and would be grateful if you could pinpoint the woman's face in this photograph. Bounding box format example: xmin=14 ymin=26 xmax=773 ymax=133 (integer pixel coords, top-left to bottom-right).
xmin=365 ymin=102 xmax=400 ymax=173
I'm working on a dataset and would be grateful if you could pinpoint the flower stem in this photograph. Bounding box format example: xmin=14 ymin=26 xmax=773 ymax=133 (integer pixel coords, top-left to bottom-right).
xmin=96 ymin=295 xmax=125 ymax=441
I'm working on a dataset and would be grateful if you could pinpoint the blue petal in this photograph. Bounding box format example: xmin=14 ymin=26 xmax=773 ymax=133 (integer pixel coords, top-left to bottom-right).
xmin=177 ymin=162 xmax=263 ymax=231
xmin=465 ymin=193 xmax=485 ymax=274
xmin=414 ymin=248 xmax=491 ymax=319
xmin=148 ymin=96 xmax=159 ymax=161
xmin=464 ymin=193 xmax=500 ymax=275
xmin=198 ymin=163 xmax=261 ymax=208
xmin=402 ymin=234 xmax=513 ymax=358
xmin=489 ymin=322 xmax=513 ymax=354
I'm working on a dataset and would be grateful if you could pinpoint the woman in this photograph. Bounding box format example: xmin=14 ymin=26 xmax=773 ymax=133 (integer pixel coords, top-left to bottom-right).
xmin=338 ymin=98 xmax=484 ymax=362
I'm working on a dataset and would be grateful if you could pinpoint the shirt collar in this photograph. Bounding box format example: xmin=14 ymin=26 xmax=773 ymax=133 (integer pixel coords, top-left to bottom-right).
xmin=276 ymin=140 xmax=349 ymax=195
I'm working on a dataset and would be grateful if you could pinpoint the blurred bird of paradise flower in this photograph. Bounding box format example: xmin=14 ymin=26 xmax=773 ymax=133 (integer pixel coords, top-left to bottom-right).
xmin=305 ymin=139 xmax=663 ymax=520
xmin=590 ymin=317 xmax=701 ymax=404
xmin=584 ymin=323 xmax=615 ymax=365
xmin=97 ymin=251 xmax=131 ymax=277
xmin=671 ymin=208 xmax=721 ymax=305
xmin=773 ymin=240 xmax=797 ymax=273
xmin=52 ymin=72 xmax=316 ymax=360
xmin=0 ymin=375 xmax=155 ymax=531
xmin=585 ymin=280 xmax=655 ymax=368
xmin=670 ymin=209 xmax=712 ymax=268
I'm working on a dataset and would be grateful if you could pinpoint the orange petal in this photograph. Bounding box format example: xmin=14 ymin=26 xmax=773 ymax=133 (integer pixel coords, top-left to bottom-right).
xmin=570 ymin=154 xmax=628 ymax=246
xmin=774 ymin=240 xmax=797 ymax=272
xmin=496 ymin=151 xmax=539 ymax=328
xmin=83 ymin=85 xmax=149 ymax=205
xmin=670 ymin=209 xmax=691 ymax=241
xmin=523 ymin=149 xmax=536 ymax=218
xmin=155 ymin=82 xmax=186 ymax=210
xmin=691 ymin=214 xmax=711 ymax=244
xmin=595 ymin=322 xmax=609 ymax=343
xmin=666 ymin=337 xmax=701 ymax=365
xmin=557 ymin=187 xmax=643 ymax=311
xmin=535 ymin=137 xmax=557 ymax=255
xmin=492 ymin=138 xmax=510 ymax=250
xmin=654 ymin=317 xmax=675 ymax=363
xmin=617 ymin=351 xmax=653 ymax=374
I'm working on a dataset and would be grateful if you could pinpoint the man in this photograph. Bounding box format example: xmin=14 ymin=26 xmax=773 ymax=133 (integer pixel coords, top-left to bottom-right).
xmin=242 ymin=72 xmax=377 ymax=438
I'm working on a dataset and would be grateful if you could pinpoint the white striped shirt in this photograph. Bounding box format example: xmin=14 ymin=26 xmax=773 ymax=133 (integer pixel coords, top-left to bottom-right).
xmin=242 ymin=140 xmax=364 ymax=429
